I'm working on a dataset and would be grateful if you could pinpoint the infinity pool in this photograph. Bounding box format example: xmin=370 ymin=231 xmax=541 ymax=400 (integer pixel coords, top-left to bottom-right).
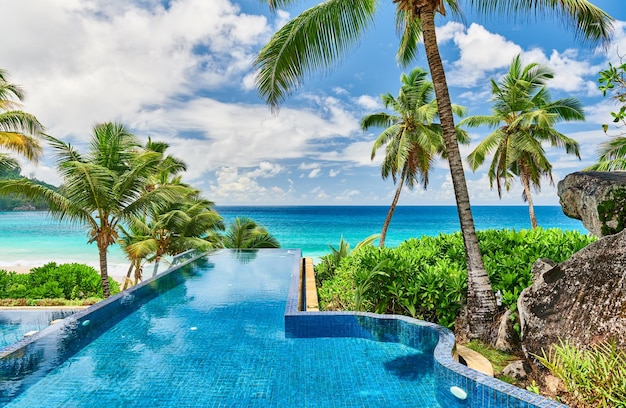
xmin=1 ymin=250 xmax=441 ymax=407
xmin=0 ymin=250 xmax=565 ymax=408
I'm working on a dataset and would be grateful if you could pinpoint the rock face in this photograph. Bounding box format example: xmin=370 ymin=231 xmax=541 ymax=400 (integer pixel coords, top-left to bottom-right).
xmin=491 ymin=309 xmax=520 ymax=353
xmin=518 ymin=230 xmax=626 ymax=359
xmin=557 ymin=171 xmax=626 ymax=236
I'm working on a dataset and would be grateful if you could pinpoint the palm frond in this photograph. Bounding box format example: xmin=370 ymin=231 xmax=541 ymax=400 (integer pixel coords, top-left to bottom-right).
xmin=254 ymin=0 xmax=377 ymax=110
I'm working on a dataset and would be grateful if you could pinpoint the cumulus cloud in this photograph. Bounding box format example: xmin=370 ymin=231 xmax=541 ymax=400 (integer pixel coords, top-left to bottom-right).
xmin=208 ymin=165 xmax=289 ymax=204
xmin=446 ymin=23 xmax=522 ymax=87
xmin=308 ymin=168 xmax=321 ymax=178
xmin=356 ymin=95 xmax=381 ymax=110
xmin=1 ymin=0 xmax=277 ymax=139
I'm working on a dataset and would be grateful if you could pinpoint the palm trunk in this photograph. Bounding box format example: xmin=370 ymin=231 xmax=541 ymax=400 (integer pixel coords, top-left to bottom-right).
xmin=98 ymin=242 xmax=111 ymax=298
xmin=380 ymin=168 xmax=406 ymax=247
xmin=521 ymin=172 xmax=538 ymax=228
xmin=123 ymin=263 xmax=134 ymax=290
xmin=419 ymin=7 xmax=497 ymax=341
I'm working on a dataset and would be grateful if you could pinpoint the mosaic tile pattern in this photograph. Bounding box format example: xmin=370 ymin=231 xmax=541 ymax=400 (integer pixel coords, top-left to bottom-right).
xmin=286 ymin=263 xmax=567 ymax=408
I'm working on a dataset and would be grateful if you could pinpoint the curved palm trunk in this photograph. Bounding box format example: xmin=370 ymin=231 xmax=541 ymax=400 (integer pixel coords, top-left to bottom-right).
xmin=419 ymin=6 xmax=497 ymax=341
xmin=123 ymin=263 xmax=134 ymax=290
xmin=97 ymin=241 xmax=111 ymax=298
xmin=521 ymin=172 xmax=538 ymax=228
xmin=380 ymin=167 xmax=407 ymax=247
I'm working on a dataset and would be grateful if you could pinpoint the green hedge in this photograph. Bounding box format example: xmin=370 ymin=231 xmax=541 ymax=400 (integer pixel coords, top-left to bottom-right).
xmin=0 ymin=262 xmax=120 ymax=300
xmin=316 ymin=228 xmax=596 ymax=328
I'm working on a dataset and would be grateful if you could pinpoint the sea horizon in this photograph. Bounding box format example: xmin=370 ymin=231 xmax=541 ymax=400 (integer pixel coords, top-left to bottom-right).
xmin=0 ymin=205 xmax=587 ymax=278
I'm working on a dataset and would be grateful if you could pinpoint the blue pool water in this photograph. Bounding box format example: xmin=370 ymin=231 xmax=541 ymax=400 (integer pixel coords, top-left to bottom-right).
xmin=1 ymin=250 xmax=441 ymax=407
xmin=0 ymin=309 xmax=81 ymax=349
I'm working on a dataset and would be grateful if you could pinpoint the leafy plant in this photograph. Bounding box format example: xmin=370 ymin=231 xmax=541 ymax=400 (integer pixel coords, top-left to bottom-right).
xmin=0 ymin=263 xmax=119 ymax=300
xmin=317 ymin=228 xmax=595 ymax=329
xmin=536 ymin=339 xmax=626 ymax=407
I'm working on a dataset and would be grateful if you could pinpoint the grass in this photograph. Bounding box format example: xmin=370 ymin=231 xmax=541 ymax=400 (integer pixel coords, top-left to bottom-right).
xmin=464 ymin=340 xmax=520 ymax=374
xmin=0 ymin=297 xmax=100 ymax=307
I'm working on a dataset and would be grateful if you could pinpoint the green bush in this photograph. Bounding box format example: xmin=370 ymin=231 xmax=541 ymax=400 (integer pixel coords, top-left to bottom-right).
xmin=0 ymin=263 xmax=120 ymax=300
xmin=316 ymin=228 xmax=595 ymax=328
xmin=537 ymin=340 xmax=626 ymax=407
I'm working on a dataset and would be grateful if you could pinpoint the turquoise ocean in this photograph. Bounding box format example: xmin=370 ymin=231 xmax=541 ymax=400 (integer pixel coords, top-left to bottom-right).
xmin=0 ymin=206 xmax=587 ymax=277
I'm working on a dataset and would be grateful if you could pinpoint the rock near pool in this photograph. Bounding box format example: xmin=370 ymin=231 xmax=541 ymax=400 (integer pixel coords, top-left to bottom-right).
xmin=518 ymin=229 xmax=626 ymax=359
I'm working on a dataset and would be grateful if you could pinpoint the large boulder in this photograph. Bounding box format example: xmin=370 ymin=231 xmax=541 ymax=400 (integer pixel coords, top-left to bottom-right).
xmin=557 ymin=171 xmax=626 ymax=236
xmin=518 ymin=229 xmax=626 ymax=359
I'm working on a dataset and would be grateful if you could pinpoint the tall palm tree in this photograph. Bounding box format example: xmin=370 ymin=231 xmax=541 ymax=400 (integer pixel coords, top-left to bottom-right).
xmin=0 ymin=69 xmax=44 ymax=170
xmin=0 ymin=122 xmax=187 ymax=297
xmin=254 ymin=0 xmax=612 ymax=340
xmin=362 ymin=67 xmax=468 ymax=247
xmin=463 ymin=55 xmax=583 ymax=228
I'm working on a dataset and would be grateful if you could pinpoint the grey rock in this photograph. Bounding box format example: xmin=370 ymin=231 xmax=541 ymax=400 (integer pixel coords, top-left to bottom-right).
xmin=557 ymin=171 xmax=626 ymax=236
xmin=518 ymin=229 xmax=626 ymax=359
xmin=492 ymin=309 xmax=520 ymax=353
xmin=502 ymin=360 xmax=528 ymax=381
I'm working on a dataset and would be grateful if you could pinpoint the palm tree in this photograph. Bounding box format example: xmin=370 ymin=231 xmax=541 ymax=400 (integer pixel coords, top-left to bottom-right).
xmin=362 ymin=68 xmax=468 ymax=247
xmin=254 ymin=0 xmax=612 ymax=340
xmin=121 ymin=194 xmax=224 ymax=284
xmin=0 ymin=69 xmax=44 ymax=170
xmin=0 ymin=122 xmax=186 ymax=297
xmin=463 ymin=55 xmax=583 ymax=228
xmin=222 ymin=217 xmax=280 ymax=249
xmin=587 ymin=137 xmax=626 ymax=171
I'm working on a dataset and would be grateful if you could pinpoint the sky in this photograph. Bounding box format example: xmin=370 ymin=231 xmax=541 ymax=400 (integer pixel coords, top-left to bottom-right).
xmin=1 ymin=0 xmax=625 ymax=206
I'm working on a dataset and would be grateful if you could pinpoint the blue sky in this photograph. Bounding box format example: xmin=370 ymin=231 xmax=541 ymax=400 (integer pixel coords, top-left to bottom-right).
xmin=1 ymin=0 xmax=625 ymax=206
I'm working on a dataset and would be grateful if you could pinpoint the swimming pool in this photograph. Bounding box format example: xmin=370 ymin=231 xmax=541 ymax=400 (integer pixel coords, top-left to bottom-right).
xmin=0 ymin=250 xmax=564 ymax=407
xmin=0 ymin=309 xmax=81 ymax=349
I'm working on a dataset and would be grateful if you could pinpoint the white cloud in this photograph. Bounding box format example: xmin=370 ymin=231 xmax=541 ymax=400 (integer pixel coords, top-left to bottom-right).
xmin=208 ymin=165 xmax=289 ymax=204
xmin=308 ymin=168 xmax=321 ymax=178
xmin=436 ymin=21 xmax=465 ymax=44
xmin=356 ymin=95 xmax=381 ymax=110
xmin=0 ymin=0 xmax=276 ymax=140
xmin=329 ymin=169 xmax=340 ymax=177
xmin=298 ymin=162 xmax=320 ymax=170
xmin=447 ymin=23 xmax=522 ymax=87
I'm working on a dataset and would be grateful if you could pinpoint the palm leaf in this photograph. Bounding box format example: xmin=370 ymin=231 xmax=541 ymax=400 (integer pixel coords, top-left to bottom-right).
xmin=254 ymin=0 xmax=377 ymax=110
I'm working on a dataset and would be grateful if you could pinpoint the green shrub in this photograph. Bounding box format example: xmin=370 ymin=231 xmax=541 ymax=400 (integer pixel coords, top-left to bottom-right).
xmin=537 ymin=340 xmax=626 ymax=407
xmin=317 ymin=228 xmax=595 ymax=328
xmin=0 ymin=263 xmax=120 ymax=301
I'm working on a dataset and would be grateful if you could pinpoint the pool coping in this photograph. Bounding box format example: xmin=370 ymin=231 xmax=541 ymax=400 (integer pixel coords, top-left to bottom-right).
xmin=286 ymin=257 xmax=567 ymax=408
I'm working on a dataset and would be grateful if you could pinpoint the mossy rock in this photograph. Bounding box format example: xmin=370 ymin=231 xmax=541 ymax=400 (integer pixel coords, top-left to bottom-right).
xmin=597 ymin=186 xmax=626 ymax=235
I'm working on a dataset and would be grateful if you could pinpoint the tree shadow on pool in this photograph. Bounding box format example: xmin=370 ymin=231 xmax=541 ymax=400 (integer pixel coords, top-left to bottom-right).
xmin=383 ymin=353 xmax=434 ymax=380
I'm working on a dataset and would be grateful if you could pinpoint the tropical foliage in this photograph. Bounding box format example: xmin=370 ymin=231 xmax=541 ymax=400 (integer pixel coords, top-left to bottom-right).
xmin=463 ymin=55 xmax=583 ymax=228
xmin=316 ymin=228 xmax=595 ymax=329
xmin=0 ymin=68 xmax=45 ymax=171
xmin=0 ymin=263 xmax=119 ymax=301
xmin=117 ymin=139 xmax=224 ymax=287
xmin=0 ymin=122 xmax=187 ymax=297
xmin=255 ymin=0 xmax=613 ymax=341
xmin=588 ymin=58 xmax=626 ymax=171
xmin=221 ymin=217 xmax=280 ymax=249
xmin=362 ymin=67 xmax=468 ymax=246
xmin=537 ymin=340 xmax=626 ymax=407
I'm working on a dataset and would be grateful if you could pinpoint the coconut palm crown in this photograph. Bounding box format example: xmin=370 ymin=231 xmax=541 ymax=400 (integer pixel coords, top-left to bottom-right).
xmin=462 ymin=55 xmax=583 ymax=228
xmin=0 ymin=68 xmax=45 ymax=170
xmin=362 ymin=67 xmax=468 ymax=247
